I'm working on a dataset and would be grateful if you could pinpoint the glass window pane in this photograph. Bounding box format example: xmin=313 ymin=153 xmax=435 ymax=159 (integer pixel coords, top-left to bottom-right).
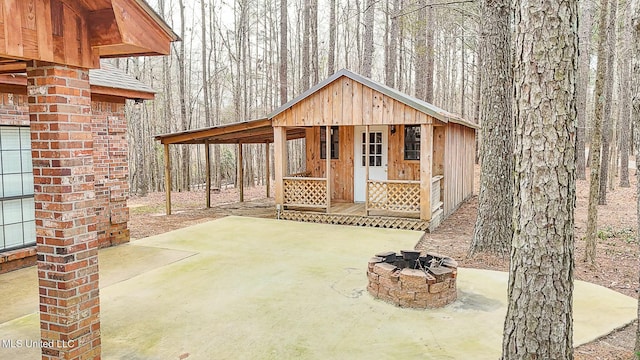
xmin=22 ymin=198 xmax=35 ymax=221
xmin=20 ymin=128 xmax=31 ymax=150
xmin=1 ymin=127 xmax=20 ymax=150
xmin=375 ymin=133 xmax=382 ymax=143
xmin=2 ymin=151 xmax=21 ymax=174
xmin=0 ymin=227 xmax=4 ymax=249
xmin=21 ymin=150 xmax=32 ymax=172
xmin=3 ymin=199 xmax=22 ymax=224
xmin=3 ymin=174 xmax=23 ymax=197
xmin=22 ymin=173 xmax=34 ymax=195
xmin=23 ymin=220 xmax=36 ymax=245
xmin=0 ymin=174 xmax=4 ymax=198
xmin=370 ymin=144 xmax=375 ymax=154
xmin=376 ymin=144 xmax=382 ymax=154
xmin=4 ymin=223 xmax=23 ymax=248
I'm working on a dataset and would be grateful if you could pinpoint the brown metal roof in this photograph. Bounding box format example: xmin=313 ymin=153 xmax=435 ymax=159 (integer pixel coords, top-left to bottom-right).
xmin=154 ymin=118 xmax=306 ymax=145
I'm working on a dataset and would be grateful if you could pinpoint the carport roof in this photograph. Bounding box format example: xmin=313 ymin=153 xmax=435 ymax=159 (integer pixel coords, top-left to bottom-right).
xmin=154 ymin=118 xmax=307 ymax=145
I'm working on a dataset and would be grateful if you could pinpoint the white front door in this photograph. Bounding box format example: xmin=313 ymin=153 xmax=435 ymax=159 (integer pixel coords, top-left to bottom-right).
xmin=354 ymin=126 xmax=388 ymax=202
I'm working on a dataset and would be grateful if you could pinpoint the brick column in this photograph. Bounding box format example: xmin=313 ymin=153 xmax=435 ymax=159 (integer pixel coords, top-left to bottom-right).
xmin=27 ymin=61 xmax=101 ymax=360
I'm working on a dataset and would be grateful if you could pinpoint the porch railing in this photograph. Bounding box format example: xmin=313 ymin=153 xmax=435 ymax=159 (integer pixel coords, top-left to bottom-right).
xmin=367 ymin=180 xmax=421 ymax=213
xmin=283 ymin=176 xmax=327 ymax=208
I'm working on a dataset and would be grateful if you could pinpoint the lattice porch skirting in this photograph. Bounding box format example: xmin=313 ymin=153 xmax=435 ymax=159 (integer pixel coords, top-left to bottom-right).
xmin=279 ymin=210 xmax=430 ymax=231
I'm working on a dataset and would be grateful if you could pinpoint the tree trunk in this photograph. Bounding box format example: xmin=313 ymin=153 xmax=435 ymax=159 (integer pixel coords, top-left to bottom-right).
xmin=502 ymin=0 xmax=577 ymax=357
xmin=301 ymin=1 xmax=310 ymax=91
xmin=414 ymin=1 xmax=427 ymax=100
xmin=361 ymin=0 xmax=375 ymax=78
xmin=386 ymin=0 xmax=399 ymax=87
xmin=619 ymin=3 xmax=633 ymax=188
xmin=585 ymin=0 xmax=610 ymax=264
xmin=633 ymin=0 xmax=640 ymax=349
xmin=473 ymin=44 xmax=482 ymax=164
xmin=576 ymin=0 xmax=593 ymax=180
xmin=599 ymin=0 xmax=618 ymax=205
xmin=279 ymin=0 xmax=288 ymax=105
xmin=460 ymin=21 xmax=466 ymax=118
xmin=200 ymin=0 xmax=212 ymax=196
xmin=310 ymin=0 xmax=318 ymax=85
xmin=468 ymin=0 xmax=513 ymax=257
xmin=328 ymin=0 xmax=336 ymax=76
xmin=424 ymin=6 xmax=435 ymax=103
xmin=178 ymin=0 xmax=190 ymax=191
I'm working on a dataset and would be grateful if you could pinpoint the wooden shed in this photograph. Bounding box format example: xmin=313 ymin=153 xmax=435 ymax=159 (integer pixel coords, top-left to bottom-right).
xmin=156 ymin=69 xmax=477 ymax=232
xmin=270 ymin=69 xmax=477 ymax=231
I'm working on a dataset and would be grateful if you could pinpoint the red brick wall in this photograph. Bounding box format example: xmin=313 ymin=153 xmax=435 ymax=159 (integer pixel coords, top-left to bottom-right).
xmin=0 ymin=93 xmax=29 ymax=125
xmin=91 ymin=101 xmax=130 ymax=248
xmin=0 ymin=92 xmax=131 ymax=274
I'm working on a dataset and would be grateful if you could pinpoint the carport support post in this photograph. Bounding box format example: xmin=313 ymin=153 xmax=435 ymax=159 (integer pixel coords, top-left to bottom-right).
xmin=274 ymin=126 xmax=286 ymax=206
xmin=420 ymin=123 xmax=433 ymax=221
xmin=164 ymin=143 xmax=172 ymax=215
xmin=28 ymin=62 xmax=102 ymax=359
xmin=205 ymin=141 xmax=211 ymax=208
xmin=265 ymin=142 xmax=271 ymax=198
xmin=238 ymin=143 xmax=244 ymax=202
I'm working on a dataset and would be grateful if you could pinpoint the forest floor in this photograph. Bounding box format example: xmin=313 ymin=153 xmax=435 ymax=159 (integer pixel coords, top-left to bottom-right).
xmin=128 ymin=165 xmax=639 ymax=360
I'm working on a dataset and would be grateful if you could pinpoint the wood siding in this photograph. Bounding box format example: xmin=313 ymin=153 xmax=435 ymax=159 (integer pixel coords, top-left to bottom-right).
xmin=443 ymin=123 xmax=475 ymax=216
xmin=272 ymin=76 xmax=435 ymax=127
xmin=0 ymin=0 xmax=97 ymax=68
xmin=305 ymin=126 xmax=355 ymax=201
xmin=388 ymin=124 xmax=445 ymax=181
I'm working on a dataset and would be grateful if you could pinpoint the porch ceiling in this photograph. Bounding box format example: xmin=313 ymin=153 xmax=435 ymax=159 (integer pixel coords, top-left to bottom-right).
xmin=154 ymin=118 xmax=307 ymax=145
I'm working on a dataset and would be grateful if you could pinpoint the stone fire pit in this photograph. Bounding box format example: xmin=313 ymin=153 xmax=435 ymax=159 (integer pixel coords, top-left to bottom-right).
xmin=367 ymin=251 xmax=458 ymax=309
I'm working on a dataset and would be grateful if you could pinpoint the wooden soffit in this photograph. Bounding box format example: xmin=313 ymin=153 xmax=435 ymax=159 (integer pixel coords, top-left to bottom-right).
xmin=155 ymin=119 xmax=307 ymax=145
xmin=0 ymin=0 xmax=178 ymax=69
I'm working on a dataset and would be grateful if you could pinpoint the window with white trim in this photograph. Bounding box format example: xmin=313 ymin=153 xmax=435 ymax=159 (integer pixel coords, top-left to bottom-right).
xmin=0 ymin=126 xmax=35 ymax=251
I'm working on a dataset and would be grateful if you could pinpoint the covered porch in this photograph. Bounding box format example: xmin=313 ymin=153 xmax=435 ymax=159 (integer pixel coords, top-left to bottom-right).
xmin=273 ymin=123 xmax=443 ymax=232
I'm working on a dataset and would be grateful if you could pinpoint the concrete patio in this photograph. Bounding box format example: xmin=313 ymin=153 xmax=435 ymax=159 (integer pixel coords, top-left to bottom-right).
xmin=0 ymin=216 xmax=636 ymax=359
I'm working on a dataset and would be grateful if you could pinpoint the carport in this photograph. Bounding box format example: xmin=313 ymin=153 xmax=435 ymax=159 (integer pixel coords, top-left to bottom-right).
xmin=154 ymin=118 xmax=305 ymax=214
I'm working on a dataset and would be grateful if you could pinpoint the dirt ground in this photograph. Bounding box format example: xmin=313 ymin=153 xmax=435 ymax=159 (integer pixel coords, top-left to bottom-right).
xmin=128 ymin=166 xmax=639 ymax=359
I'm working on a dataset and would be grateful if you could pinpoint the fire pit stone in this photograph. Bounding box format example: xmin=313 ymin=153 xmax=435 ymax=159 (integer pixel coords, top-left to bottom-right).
xmin=367 ymin=251 xmax=457 ymax=309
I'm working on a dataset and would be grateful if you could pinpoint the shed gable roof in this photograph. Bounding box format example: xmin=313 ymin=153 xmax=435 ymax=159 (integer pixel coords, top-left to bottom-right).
xmin=268 ymin=69 xmax=478 ymax=129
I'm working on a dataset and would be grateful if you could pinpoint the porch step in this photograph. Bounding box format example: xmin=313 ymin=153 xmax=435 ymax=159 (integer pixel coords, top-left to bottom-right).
xmin=279 ymin=210 xmax=430 ymax=232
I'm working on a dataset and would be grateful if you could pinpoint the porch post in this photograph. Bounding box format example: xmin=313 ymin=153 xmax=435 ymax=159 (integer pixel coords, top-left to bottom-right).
xmin=164 ymin=143 xmax=172 ymax=215
xmin=265 ymin=142 xmax=271 ymax=198
xmin=365 ymin=125 xmax=370 ymax=215
xmin=205 ymin=141 xmax=211 ymax=208
xmin=274 ymin=126 xmax=286 ymax=206
xmin=420 ymin=123 xmax=433 ymax=221
xmin=238 ymin=143 xmax=244 ymax=202
xmin=325 ymin=125 xmax=331 ymax=213
xmin=28 ymin=62 xmax=102 ymax=359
